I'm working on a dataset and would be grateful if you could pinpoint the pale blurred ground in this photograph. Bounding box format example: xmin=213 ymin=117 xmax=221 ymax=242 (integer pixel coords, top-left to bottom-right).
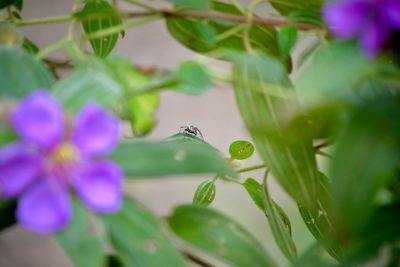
xmin=0 ymin=1 xmax=317 ymax=266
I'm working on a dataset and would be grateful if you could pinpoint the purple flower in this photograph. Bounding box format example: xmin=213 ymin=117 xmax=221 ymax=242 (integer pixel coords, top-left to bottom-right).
xmin=323 ymin=0 xmax=400 ymax=56
xmin=0 ymin=91 xmax=122 ymax=234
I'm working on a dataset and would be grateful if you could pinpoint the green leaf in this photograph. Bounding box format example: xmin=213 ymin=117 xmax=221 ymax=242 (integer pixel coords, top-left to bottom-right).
xmin=0 ymin=47 xmax=54 ymax=99
xmin=106 ymin=55 xmax=160 ymax=136
xmin=229 ymin=140 xmax=254 ymax=160
xmin=0 ymin=0 xmax=22 ymax=10
xmin=168 ymin=205 xmax=278 ymax=267
xmin=76 ymin=0 xmax=122 ymax=57
xmin=175 ymin=61 xmax=213 ymax=94
xmin=106 ymin=255 xmax=124 ymax=267
xmin=52 ymin=56 xmax=123 ymax=112
xmin=232 ymin=52 xmax=319 ymax=208
xmin=22 ymin=38 xmax=39 ymax=54
xmin=109 ymin=140 xmax=236 ymax=178
xmin=278 ymin=26 xmax=298 ymax=57
xmin=104 ymin=198 xmax=188 ymax=267
xmin=298 ymin=173 xmax=343 ymax=260
xmin=262 ymin=178 xmax=297 ymax=261
xmin=242 ymin=178 xmax=292 ymax=234
xmin=331 ymin=95 xmax=400 ymax=234
xmin=56 ymin=200 xmax=105 ymax=267
xmin=297 ymin=42 xmax=375 ymax=109
xmin=171 ymin=0 xmax=210 ymax=10
xmin=166 ymin=1 xmax=282 ymax=62
xmin=195 ymin=20 xmax=217 ymax=45
xmin=192 ymin=180 xmax=216 ymax=206
xmin=270 ymin=0 xmax=324 ymax=26
xmin=0 ymin=199 xmax=16 ymax=232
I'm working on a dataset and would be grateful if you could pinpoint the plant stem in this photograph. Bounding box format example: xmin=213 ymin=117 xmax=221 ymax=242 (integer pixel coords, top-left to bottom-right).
xmin=14 ymin=10 xmax=322 ymax=31
xmin=35 ymin=38 xmax=71 ymax=60
xmin=14 ymin=15 xmax=72 ymax=26
xmin=237 ymin=163 xmax=267 ymax=173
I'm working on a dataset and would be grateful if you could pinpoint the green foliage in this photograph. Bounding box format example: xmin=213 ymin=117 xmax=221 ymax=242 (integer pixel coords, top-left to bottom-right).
xmin=171 ymin=0 xmax=210 ymax=10
xmin=168 ymin=205 xmax=278 ymax=267
xmin=0 ymin=46 xmax=54 ymax=98
xmin=166 ymin=1 xmax=283 ymax=62
xmin=110 ymin=139 xmax=236 ymax=178
xmin=107 ymin=55 xmax=160 ymax=136
xmin=192 ymin=180 xmax=216 ymax=206
xmin=229 ymin=140 xmax=254 ymax=160
xmin=262 ymin=177 xmax=297 ymax=261
xmin=56 ymin=199 xmax=105 ymax=267
xmin=175 ymin=61 xmax=213 ymax=94
xmin=76 ymin=0 xmax=123 ymax=58
xmin=52 ymin=56 xmax=123 ymax=111
xmin=278 ymin=26 xmax=298 ymax=58
xmin=232 ymin=52 xmax=319 ymax=208
xmin=0 ymin=0 xmax=22 ymax=10
xmin=298 ymin=173 xmax=342 ymax=260
xmin=105 ymin=198 xmax=188 ymax=267
xmin=270 ymin=0 xmax=324 ymax=26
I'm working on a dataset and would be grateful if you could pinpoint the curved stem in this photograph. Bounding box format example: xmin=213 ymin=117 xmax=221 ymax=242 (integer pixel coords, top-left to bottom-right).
xmin=14 ymin=15 xmax=72 ymax=26
xmin=237 ymin=163 xmax=267 ymax=173
xmin=35 ymin=38 xmax=71 ymax=60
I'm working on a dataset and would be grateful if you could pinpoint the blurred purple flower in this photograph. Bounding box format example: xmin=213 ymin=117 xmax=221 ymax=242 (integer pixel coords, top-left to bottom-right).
xmin=0 ymin=91 xmax=122 ymax=234
xmin=323 ymin=0 xmax=400 ymax=56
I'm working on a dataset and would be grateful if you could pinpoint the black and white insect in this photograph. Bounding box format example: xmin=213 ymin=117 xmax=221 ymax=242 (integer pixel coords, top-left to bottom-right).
xmin=180 ymin=125 xmax=204 ymax=139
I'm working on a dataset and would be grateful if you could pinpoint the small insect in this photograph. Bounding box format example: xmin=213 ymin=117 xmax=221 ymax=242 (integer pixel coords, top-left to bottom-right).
xmin=180 ymin=125 xmax=204 ymax=139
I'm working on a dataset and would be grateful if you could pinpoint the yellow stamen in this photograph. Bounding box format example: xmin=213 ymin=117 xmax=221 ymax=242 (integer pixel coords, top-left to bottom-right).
xmin=52 ymin=143 xmax=79 ymax=163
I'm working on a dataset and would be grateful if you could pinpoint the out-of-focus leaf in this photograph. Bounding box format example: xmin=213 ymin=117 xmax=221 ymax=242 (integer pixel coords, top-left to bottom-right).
xmin=278 ymin=26 xmax=298 ymax=57
xmin=270 ymin=0 xmax=324 ymax=26
xmin=291 ymin=243 xmax=332 ymax=267
xmin=56 ymin=200 xmax=105 ymax=267
xmin=331 ymin=95 xmax=400 ymax=236
xmin=297 ymin=42 xmax=375 ymax=109
xmin=22 ymin=38 xmax=39 ymax=54
xmin=166 ymin=1 xmax=282 ymax=62
xmin=192 ymin=180 xmax=216 ymax=206
xmin=229 ymin=140 xmax=254 ymax=160
xmin=262 ymin=177 xmax=297 ymax=261
xmin=298 ymin=173 xmax=342 ymax=260
xmin=52 ymin=56 xmax=123 ymax=112
xmin=110 ymin=140 xmax=236 ymax=178
xmin=195 ymin=20 xmax=217 ymax=45
xmin=75 ymin=0 xmax=122 ymax=57
xmin=171 ymin=0 xmax=210 ymax=10
xmin=168 ymin=205 xmax=278 ymax=267
xmin=0 ymin=199 xmax=16 ymax=232
xmin=175 ymin=61 xmax=213 ymax=94
xmin=166 ymin=132 xmax=213 ymax=147
xmin=232 ymin=52 xmax=319 ymax=208
xmin=104 ymin=198 xmax=188 ymax=267
xmin=107 ymin=55 xmax=160 ymax=136
xmin=0 ymin=0 xmax=22 ymax=10
xmin=339 ymin=201 xmax=400 ymax=267
xmin=0 ymin=47 xmax=54 ymax=98
xmin=242 ymin=178 xmax=292 ymax=235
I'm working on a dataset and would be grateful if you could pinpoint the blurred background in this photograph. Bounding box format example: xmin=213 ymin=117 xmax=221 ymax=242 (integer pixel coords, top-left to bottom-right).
xmin=0 ymin=1 xmax=318 ymax=266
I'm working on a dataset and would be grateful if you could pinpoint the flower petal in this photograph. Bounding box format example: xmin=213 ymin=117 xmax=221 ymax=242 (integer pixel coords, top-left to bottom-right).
xmin=11 ymin=91 xmax=63 ymax=149
xmin=72 ymin=103 xmax=119 ymax=157
xmin=359 ymin=21 xmax=389 ymax=57
xmin=17 ymin=180 xmax=71 ymax=234
xmin=379 ymin=0 xmax=400 ymax=29
xmin=75 ymin=161 xmax=122 ymax=213
xmin=0 ymin=143 xmax=42 ymax=198
xmin=323 ymin=0 xmax=370 ymax=39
